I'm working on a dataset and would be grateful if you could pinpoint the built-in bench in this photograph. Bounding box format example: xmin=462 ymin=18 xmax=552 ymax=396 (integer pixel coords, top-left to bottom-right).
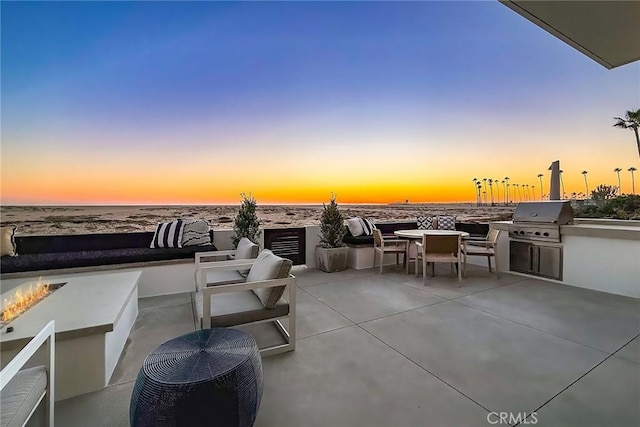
xmin=0 ymin=232 xmax=217 ymax=297
xmin=1 ymin=231 xmax=217 ymax=276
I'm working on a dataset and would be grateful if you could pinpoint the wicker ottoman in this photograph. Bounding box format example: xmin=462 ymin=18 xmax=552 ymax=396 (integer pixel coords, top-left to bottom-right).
xmin=130 ymin=328 xmax=263 ymax=427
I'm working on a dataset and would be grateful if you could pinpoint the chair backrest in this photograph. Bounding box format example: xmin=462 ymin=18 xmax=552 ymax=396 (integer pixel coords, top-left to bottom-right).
xmin=487 ymin=228 xmax=500 ymax=244
xmin=373 ymin=229 xmax=383 ymax=248
xmin=423 ymin=234 xmax=460 ymax=254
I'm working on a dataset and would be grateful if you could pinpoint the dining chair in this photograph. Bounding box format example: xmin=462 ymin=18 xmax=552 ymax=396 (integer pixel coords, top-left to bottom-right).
xmin=373 ymin=229 xmax=408 ymax=274
xmin=415 ymin=234 xmax=462 ymax=283
xmin=461 ymin=228 xmax=500 ymax=278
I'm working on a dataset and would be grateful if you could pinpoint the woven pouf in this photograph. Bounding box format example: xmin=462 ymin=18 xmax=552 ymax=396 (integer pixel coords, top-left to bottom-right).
xmin=130 ymin=328 xmax=263 ymax=427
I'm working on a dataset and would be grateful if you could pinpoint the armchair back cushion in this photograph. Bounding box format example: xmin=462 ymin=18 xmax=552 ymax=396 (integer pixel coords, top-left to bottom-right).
xmin=246 ymin=249 xmax=292 ymax=309
xmin=235 ymin=237 xmax=260 ymax=260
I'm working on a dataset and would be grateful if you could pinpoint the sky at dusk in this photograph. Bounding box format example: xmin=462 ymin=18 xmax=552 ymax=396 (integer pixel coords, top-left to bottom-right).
xmin=1 ymin=1 xmax=639 ymax=205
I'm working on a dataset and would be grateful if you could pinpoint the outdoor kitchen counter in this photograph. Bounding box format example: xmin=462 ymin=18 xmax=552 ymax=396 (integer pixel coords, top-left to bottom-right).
xmin=490 ymin=220 xmax=640 ymax=298
xmin=490 ymin=219 xmax=640 ymax=240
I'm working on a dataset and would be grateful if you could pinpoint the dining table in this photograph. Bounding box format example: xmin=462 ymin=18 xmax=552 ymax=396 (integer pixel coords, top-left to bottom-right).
xmin=393 ymin=229 xmax=470 ymax=274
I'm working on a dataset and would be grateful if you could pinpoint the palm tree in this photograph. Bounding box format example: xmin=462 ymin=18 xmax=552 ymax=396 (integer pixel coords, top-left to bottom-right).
xmin=495 ymin=179 xmax=501 ymax=205
xmin=472 ymin=178 xmax=479 ymax=205
xmin=559 ymin=170 xmax=566 ymax=199
xmin=504 ymin=177 xmax=510 ymax=204
xmin=531 ymin=185 xmax=535 ymax=201
xmin=482 ymin=178 xmax=488 ymax=204
xmin=488 ymin=179 xmax=494 ymax=205
xmin=477 ymin=183 xmax=483 ymax=205
xmin=629 ymin=167 xmax=637 ymax=194
xmin=537 ymin=173 xmax=544 ymax=200
xmin=613 ymin=109 xmax=640 ymax=158
xmin=614 ymin=168 xmax=622 ymax=193
xmin=501 ymin=180 xmax=506 ymax=205
xmin=581 ymin=171 xmax=589 ymax=198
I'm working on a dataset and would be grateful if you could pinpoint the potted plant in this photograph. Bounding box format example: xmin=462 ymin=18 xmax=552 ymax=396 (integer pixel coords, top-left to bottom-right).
xmin=316 ymin=194 xmax=348 ymax=272
xmin=231 ymin=193 xmax=262 ymax=247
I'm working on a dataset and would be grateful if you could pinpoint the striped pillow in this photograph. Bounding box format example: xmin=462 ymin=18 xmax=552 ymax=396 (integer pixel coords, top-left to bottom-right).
xmin=359 ymin=217 xmax=376 ymax=236
xmin=181 ymin=219 xmax=211 ymax=246
xmin=151 ymin=220 xmax=184 ymax=248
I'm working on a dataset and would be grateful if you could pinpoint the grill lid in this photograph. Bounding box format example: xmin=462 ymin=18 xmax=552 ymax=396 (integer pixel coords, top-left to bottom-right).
xmin=512 ymin=201 xmax=574 ymax=225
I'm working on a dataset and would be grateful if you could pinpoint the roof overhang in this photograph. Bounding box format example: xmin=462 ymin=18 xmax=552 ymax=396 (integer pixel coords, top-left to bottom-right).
xmin=500 ymin=1 xmax=640 ymax=69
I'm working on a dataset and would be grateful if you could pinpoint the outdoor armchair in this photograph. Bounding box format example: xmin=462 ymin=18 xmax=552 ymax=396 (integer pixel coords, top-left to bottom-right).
xmin=415 ymin=234 xmax=462 ymax=283
xmin=193 ymin=249 xmax=296 ymax=356
xmin=373 ymin=229 xmax=408 ymax=274
xmin=194 ymin=237 xmax=259 ymax=289
xmin=461 ymin=228 xmax=500 ymax=278
xmin=1 ymin=320 xmax=55 ymax=427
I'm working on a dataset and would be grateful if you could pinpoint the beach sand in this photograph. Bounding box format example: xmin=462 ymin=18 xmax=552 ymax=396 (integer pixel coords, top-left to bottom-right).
xmin=0 ymin=204 xmax=515 ymax=236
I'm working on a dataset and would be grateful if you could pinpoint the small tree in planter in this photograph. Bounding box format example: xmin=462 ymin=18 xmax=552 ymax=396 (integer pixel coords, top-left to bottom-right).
xmin=316 ymin=194 xmax=349 ymax=272
xmin=232 ymin=193 xmax=261 ymax=247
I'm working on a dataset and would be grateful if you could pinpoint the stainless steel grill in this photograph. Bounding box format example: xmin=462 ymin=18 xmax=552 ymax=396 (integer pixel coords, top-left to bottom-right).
xmin=508 ymin=201 xmax=574 ymax=243
xmin=508 ymin=201 xmax=574 ymax=281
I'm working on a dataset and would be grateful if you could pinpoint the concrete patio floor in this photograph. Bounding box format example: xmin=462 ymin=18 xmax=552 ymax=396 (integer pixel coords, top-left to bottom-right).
xmin=57 ymin=264 xmax=639 ymax=426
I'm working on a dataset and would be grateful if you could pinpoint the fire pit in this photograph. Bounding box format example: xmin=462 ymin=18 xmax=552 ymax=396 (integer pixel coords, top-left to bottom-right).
xmin=1 ymin=281 xmax=66 ymax=328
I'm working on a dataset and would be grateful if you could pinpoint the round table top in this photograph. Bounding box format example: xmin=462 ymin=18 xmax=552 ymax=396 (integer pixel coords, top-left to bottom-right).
xmin=394 ymin=229 xmax=470 ymax=239
xmin=142 ymin=328 xmax=258 ymax=384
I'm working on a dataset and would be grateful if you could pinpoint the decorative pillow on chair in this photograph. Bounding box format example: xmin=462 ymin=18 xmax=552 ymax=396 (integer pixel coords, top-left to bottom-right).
xmin=437 ymin=216 xmax=456 ymax=230
xmin=346 ymin=217 xmax=364 ymax=237
xmin=181 ymin=219 xmax=211 ymax=246
xmin=151 ymin=220 xmax=184 ymax=248
xmin=1 ymin=225 xmax=17 ymax=257
xmin=417 ymin=216 xmax=434 ymax=230
xmin=246 ymin=250 xmax=293 ymax=309
xmin=359 ymin=217 xmax=376 ymax=236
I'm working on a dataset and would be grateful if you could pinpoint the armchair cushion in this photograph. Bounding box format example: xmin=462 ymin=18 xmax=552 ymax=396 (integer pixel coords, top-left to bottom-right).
xmin=246 ymin=250 xmax=293 ymax=309
xmin=203 ymin=270 xmax=246 ymax=287
xmin=194 ymin=290 xmax=289 ymax=328
xmin=234 ymin=237 xmax=259 ymax=260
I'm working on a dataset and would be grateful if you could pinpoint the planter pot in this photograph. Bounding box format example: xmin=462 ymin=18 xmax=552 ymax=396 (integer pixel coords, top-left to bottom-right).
xmin=315 ymin=246 xmax=349 ymax=272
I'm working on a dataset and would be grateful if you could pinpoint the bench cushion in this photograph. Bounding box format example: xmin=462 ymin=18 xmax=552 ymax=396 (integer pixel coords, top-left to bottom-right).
xmin=194 ymin=289 xmax=289 ymax=328
xmin=1 ymin=366 xmax=47 ymax=427
xmin=0 ymin=245 xmax=217 ymax=274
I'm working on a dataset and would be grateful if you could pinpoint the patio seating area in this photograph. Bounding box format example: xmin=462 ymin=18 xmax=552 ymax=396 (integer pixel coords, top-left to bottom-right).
xmin=56 ymin=264 xmax=639 ymax=426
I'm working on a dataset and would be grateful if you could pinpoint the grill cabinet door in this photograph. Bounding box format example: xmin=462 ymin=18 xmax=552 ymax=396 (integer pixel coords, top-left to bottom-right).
xmin=536 ymin=245 xmax=562 ymax=280
xmin=509 ymin=241 xmax=533 ymax=274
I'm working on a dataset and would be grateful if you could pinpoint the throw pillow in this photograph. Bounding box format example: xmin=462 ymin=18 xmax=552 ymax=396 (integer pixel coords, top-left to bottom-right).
xmin=151 ymin=220 xmax=184 ymax=248
xmin=0 ymin=225 xmax=17 ymax=256
xmin=437 ymin=216 xmax=456 ymax=230
xmin=181 ymin=219 xmax=211 ymax=246
xmin=359 ymin=217 xmax=376 ymax=236
xmin=417 ymin=216 xmax=434 ymax=230
xmin=346 ymin=217 xmax=364 ymax=237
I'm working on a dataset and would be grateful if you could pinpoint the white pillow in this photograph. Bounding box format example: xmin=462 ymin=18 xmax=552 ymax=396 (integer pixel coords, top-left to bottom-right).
xmin=346 ymin=217 xmax=364 ymax=237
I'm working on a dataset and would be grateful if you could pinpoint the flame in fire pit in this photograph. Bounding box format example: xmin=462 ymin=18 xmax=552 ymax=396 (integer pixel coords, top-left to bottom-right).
xmin=1 ymin=281 xmax=51 ymax=326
